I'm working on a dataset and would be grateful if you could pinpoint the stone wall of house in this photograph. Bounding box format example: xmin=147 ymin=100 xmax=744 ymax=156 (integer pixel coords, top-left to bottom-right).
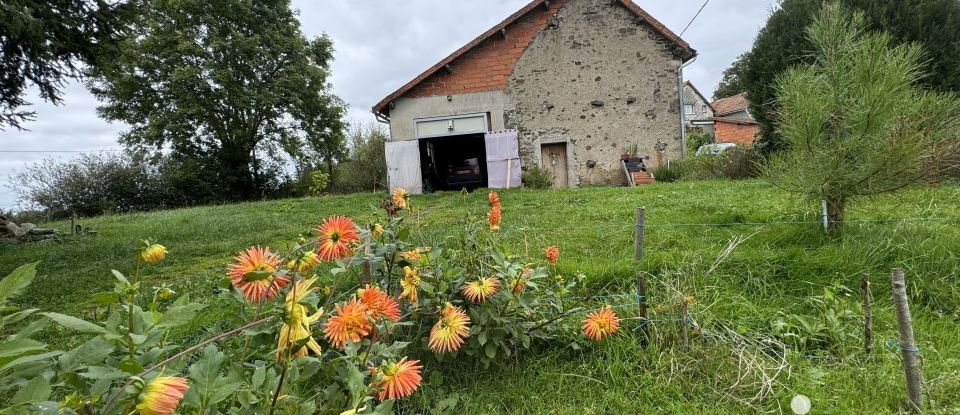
xmin=504 ymin=0 xmax=683 ymax=186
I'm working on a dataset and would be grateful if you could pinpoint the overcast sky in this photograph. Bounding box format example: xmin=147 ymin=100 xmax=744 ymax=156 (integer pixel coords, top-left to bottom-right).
xmin=0 ymin=0 xmax=777 ymax=211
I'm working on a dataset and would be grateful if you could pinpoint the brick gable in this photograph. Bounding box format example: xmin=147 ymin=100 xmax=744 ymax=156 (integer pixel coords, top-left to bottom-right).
xmin=405 ymin=1 xmax=565 ymax=99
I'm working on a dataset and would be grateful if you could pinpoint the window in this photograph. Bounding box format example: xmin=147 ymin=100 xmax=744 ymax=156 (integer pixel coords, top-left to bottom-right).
xmin=684 ymin=104 xmax=695 ymax=115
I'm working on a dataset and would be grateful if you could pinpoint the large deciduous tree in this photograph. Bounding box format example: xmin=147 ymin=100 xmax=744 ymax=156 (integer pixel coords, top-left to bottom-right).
xmin=725 ymin=0 xmax=960 ymax=153
xmin=0 ymin=0 xmax=133 ymax=130
xmin=766 ymin=4 xmax=960 ymax=232
xmin=88 ymin=0 xmax=346 ymax=200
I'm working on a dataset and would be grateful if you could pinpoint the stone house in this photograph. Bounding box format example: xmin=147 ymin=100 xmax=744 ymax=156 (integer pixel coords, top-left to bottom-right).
xmin=710 ymin=93 xmax=759 ymax=146
xmin=682 ymin=81 xmax=714 ymax=135
xmin=373 ymin=0 xmax=696 ymax=193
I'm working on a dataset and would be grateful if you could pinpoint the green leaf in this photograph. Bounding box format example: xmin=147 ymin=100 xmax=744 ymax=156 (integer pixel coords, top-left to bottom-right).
xmin=57 ymin=337 xmax=114 ymax=373
xmin=242 ymin=270 xmax=272 ymax=282
xmin=0 ymin=351 xmax=61 ymax=375
xmin=251 ymin=365 xmax=265 ymax=388
xmin=11 ymin=376 xmax=51 ymax=405
xmin=484 ymin=342 xmax=496 ymax=359
xmin=154 ymin=303 xmax=205 ymax=329
xmin=0 ymin=263 xmax=38 ymax=306
xmin=40 ymin=313 xmax=107 ymax=334
xmin=118 ymin=357 xmax=144 ymax=374
xmin=477 ymin=330 xmax=487 ymax=346
xmin=111 ymin=270 xmax=128 ymax=285
xmin=183 ymin=345 xmax=239 ymax=408
xmin=0 ymin=338 xmax=46 ymax=360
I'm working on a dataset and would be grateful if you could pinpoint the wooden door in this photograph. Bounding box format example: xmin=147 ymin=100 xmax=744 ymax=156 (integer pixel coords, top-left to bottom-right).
xmin=385 ymin=140 xmax=423 ymax=194
xmin=540 ymin=143 xmax=568 ymax=188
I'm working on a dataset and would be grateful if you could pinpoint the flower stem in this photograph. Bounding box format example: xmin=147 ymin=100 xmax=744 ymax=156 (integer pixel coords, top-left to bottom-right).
xmin=268 ymin=359 xmax=290 ymax=415
xmin=102 ymin=316 xmax=275 ymax=414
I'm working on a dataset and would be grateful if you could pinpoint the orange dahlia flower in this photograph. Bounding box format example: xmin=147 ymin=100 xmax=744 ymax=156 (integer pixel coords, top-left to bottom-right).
xmin=316 ymin=216 xmax=360 ymax=261
xmin=228 ymin=246 xmax=289 ymax=304
xmin=488 ymin=205 xmax=502 ymax=231
xmin=358 ymin=285 xmax=400 ymax=322
xmin=488 ymin=191 xmax=500 ymax=207
xmin=392 ymin=187 xmax=409 ymax=209
xmin=429 ymin=303 xmax=471 ymax=353
xmin=545 ymin=245 xmax=560 ymax=264
xmin=582 ymin=305 xmax=620 ymax=342
xmin=373 ymin=357 xmax=422 ymax=401
xmin=399 ymin=266 xmax=420 ymax=304
xmin=141 ymin=243 xmax=167 ymax=264
xmin=287 ymin=251 xmax=320 ymax=274
xmin=135 ymin=376 xmax=189 ymax=415
xmin=278 ymin=277 xmax=324 ymax=359
xmin=324 ymin=298 xmax=372 ymax=349
xmin=462 ymin=276 xmax=500 ymax=303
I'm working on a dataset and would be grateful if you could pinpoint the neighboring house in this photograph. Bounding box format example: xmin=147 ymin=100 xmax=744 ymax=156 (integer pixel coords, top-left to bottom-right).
xmin=373 ymin=0 xmax=696 ymax=193
xmin=682 ymin=81 xmax=714 ymax=135
xmin=710 ymin=93 xmax=759 ymax=146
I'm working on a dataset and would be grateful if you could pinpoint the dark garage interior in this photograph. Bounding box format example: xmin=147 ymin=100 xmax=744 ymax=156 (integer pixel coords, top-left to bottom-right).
xmin=419 ymin=133 xmax=488 ymax=192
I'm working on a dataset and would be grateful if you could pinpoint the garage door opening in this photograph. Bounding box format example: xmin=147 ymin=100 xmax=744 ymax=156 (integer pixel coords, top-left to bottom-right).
xmin=419 ymin=133 xmax=488 ymax=192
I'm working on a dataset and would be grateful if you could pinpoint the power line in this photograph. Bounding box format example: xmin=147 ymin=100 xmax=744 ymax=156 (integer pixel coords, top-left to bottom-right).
xmin=679 ymin=0 xmax=711 ymax=37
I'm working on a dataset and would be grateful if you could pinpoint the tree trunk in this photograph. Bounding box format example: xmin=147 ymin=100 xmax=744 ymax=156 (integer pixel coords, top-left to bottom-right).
xmin=826 ymin=197 xmax=845 ymax=233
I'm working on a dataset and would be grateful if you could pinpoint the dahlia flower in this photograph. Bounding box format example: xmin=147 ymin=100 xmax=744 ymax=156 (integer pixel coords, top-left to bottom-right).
xmin=373 ymin=357 xmax=422 ymax=401
xmin=392 ymin=187 xmax=409 ymax=209
xmin=228 ymin=246 xmax=289 ymax=304
xmin=358 ymin=284 xmax=400 ymax=322
xmin=287 ymin=251 xmax=320 ymax=274
xmin=141 ymin=244 xmax=167 ymax=264
xmin=278 ymin=277 xmax=324 ymax=359
xmin=371 ymin=223 xmax=384 ymax=237
xmin=488 ymin=191 xmax=500 ymax=207
xmin=582 ymin=305 xmax=620 ymax=342
xmin=545 ymin=245 xmax=560 ymax=264
xmin=316 ymin=216 xmax=360 ymax=261
xmin=400 ymin=266 xmax=421 ymax=304
xmin=488 ymin=205 xmax=502 ymax=231
xmin=135 ymin=376 xmax=189 ymax=415
xmin=462 ymin=276 xmax=500 ymax=303
xmin=429 ymin=303 xmax=471 ymax=353
xmin=324 ymin=298 xmax=372 ymax=349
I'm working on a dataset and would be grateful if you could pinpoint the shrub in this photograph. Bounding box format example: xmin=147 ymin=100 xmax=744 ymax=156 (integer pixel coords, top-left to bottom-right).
xmin=330 ymin=124 xmax=388 ymax=193
xmin=521 ymin=165 xmax=554 ymax=189
xmin=652 ymin=160 xmax=687 ymax=183
xmin=686 ymin=129 xmax=714 ymax=155
xmin=0 ymin=191 xmax=604 ymax=414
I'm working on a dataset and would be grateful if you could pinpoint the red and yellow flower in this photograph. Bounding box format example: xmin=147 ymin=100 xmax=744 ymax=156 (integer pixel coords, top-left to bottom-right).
xmin=324 ymin=298 xmax=372 ymax=349
xmin=228 ymin=246 xmax=289 ymax=304
xmin=429 ymin=303 xmax=471 ymax=353
xmin=141 ymin=243 xmax=167 ymax=264
xmin=462 ymin=276 xmax=500 ymax=303
xmin=399 ymin=266 xmax=421 ymax=304
xmin=582 ymin=305 xmax=620 ymax=342
xmin=316 ymin=216 xmax=360 ymax=261
xmin=392 ymin=187 xmax=409 ymax=209
xmin=488 ymin=191 xmax=500 ymax=206
xmin=358 ymin=285 xmax=400 ymax=322
xmin=135 ymin=376 xmax=189 ymax=415
xmin=278 ymin=277 xmax=324 ymax=359
xmin=372 ymin=358 xmax=422 ymax=401
xmin=287 ymin=251 xmax=320 ymax=274
xmin=488 ymin=191 xmax=502 ymax=231
xmin=545 ymin=245 xmax=560 ymax=264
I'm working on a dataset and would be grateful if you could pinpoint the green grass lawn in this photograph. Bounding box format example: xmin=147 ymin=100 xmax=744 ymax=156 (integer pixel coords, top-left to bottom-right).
xmin=2 ymin=180 xmax=959 ymax=413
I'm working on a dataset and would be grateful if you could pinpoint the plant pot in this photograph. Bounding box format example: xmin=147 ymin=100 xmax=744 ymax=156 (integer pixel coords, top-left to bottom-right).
xmin=620 ymin=154 xmax=631 ymax=161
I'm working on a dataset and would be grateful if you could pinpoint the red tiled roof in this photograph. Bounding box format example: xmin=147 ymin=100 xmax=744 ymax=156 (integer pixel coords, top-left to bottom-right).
xmin=372 ymin=0 xmax=696 ymax=116
xmin=711 ymin=116 xmax=757 ymax=125
xmin=710 ymin=93 xmax=750 ymax=117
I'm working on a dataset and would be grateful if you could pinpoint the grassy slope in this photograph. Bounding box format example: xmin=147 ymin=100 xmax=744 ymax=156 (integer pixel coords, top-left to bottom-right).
xmin=1 ymin=180 xmax=959 ymax=413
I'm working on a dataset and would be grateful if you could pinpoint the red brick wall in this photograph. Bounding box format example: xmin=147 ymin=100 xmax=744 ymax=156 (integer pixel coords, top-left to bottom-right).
xmin=405 ymin=1 xmax=565 ymax=99
xmin=715 ymin=121 xmax=758 ymax=146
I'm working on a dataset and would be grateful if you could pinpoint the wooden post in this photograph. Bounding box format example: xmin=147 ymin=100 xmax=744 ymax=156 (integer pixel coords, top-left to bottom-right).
xmin=861 ymin=273 xmax=873 ymax=355
xmin=636 ymin=273 xmax=649 ymax=348
xmin=634 ymin=208 xmax=645 ymax=261
xmin=890 ymin=268 xmax=923 ymax=413
xmin=679 ymin=297 xmax=689 ymax=349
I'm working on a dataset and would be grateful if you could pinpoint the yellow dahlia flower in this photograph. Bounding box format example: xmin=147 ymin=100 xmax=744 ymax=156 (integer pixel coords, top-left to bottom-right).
xmin=278 ymin=277 xmax=324 ymax=359
xmin=141 ymin=244 xmax=167 ymax=264
xmin=135 ymin=376 xmax=189 ymax=415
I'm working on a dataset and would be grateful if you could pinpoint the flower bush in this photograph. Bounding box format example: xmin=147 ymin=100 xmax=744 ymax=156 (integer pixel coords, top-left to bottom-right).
xmin=0 ymin=190 xmax=620 ymax=414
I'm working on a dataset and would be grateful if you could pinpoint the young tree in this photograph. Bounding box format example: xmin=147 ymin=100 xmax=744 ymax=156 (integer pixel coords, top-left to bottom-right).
xmin=0 ymin=0 xmax=133 ymax=130
xmin=766 ymin=4 xmax=960 ymax=232
xmin=88 ymin=0 xmax=346 ymax=200
xmin=725 ymin=0 xmax=960 ymax=153
xmin=712 ymin=53 xmax=749 ymax=100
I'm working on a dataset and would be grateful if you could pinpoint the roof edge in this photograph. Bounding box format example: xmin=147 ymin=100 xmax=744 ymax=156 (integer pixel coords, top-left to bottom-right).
xmin=372 ymin=0 xmax=696 ymax=116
